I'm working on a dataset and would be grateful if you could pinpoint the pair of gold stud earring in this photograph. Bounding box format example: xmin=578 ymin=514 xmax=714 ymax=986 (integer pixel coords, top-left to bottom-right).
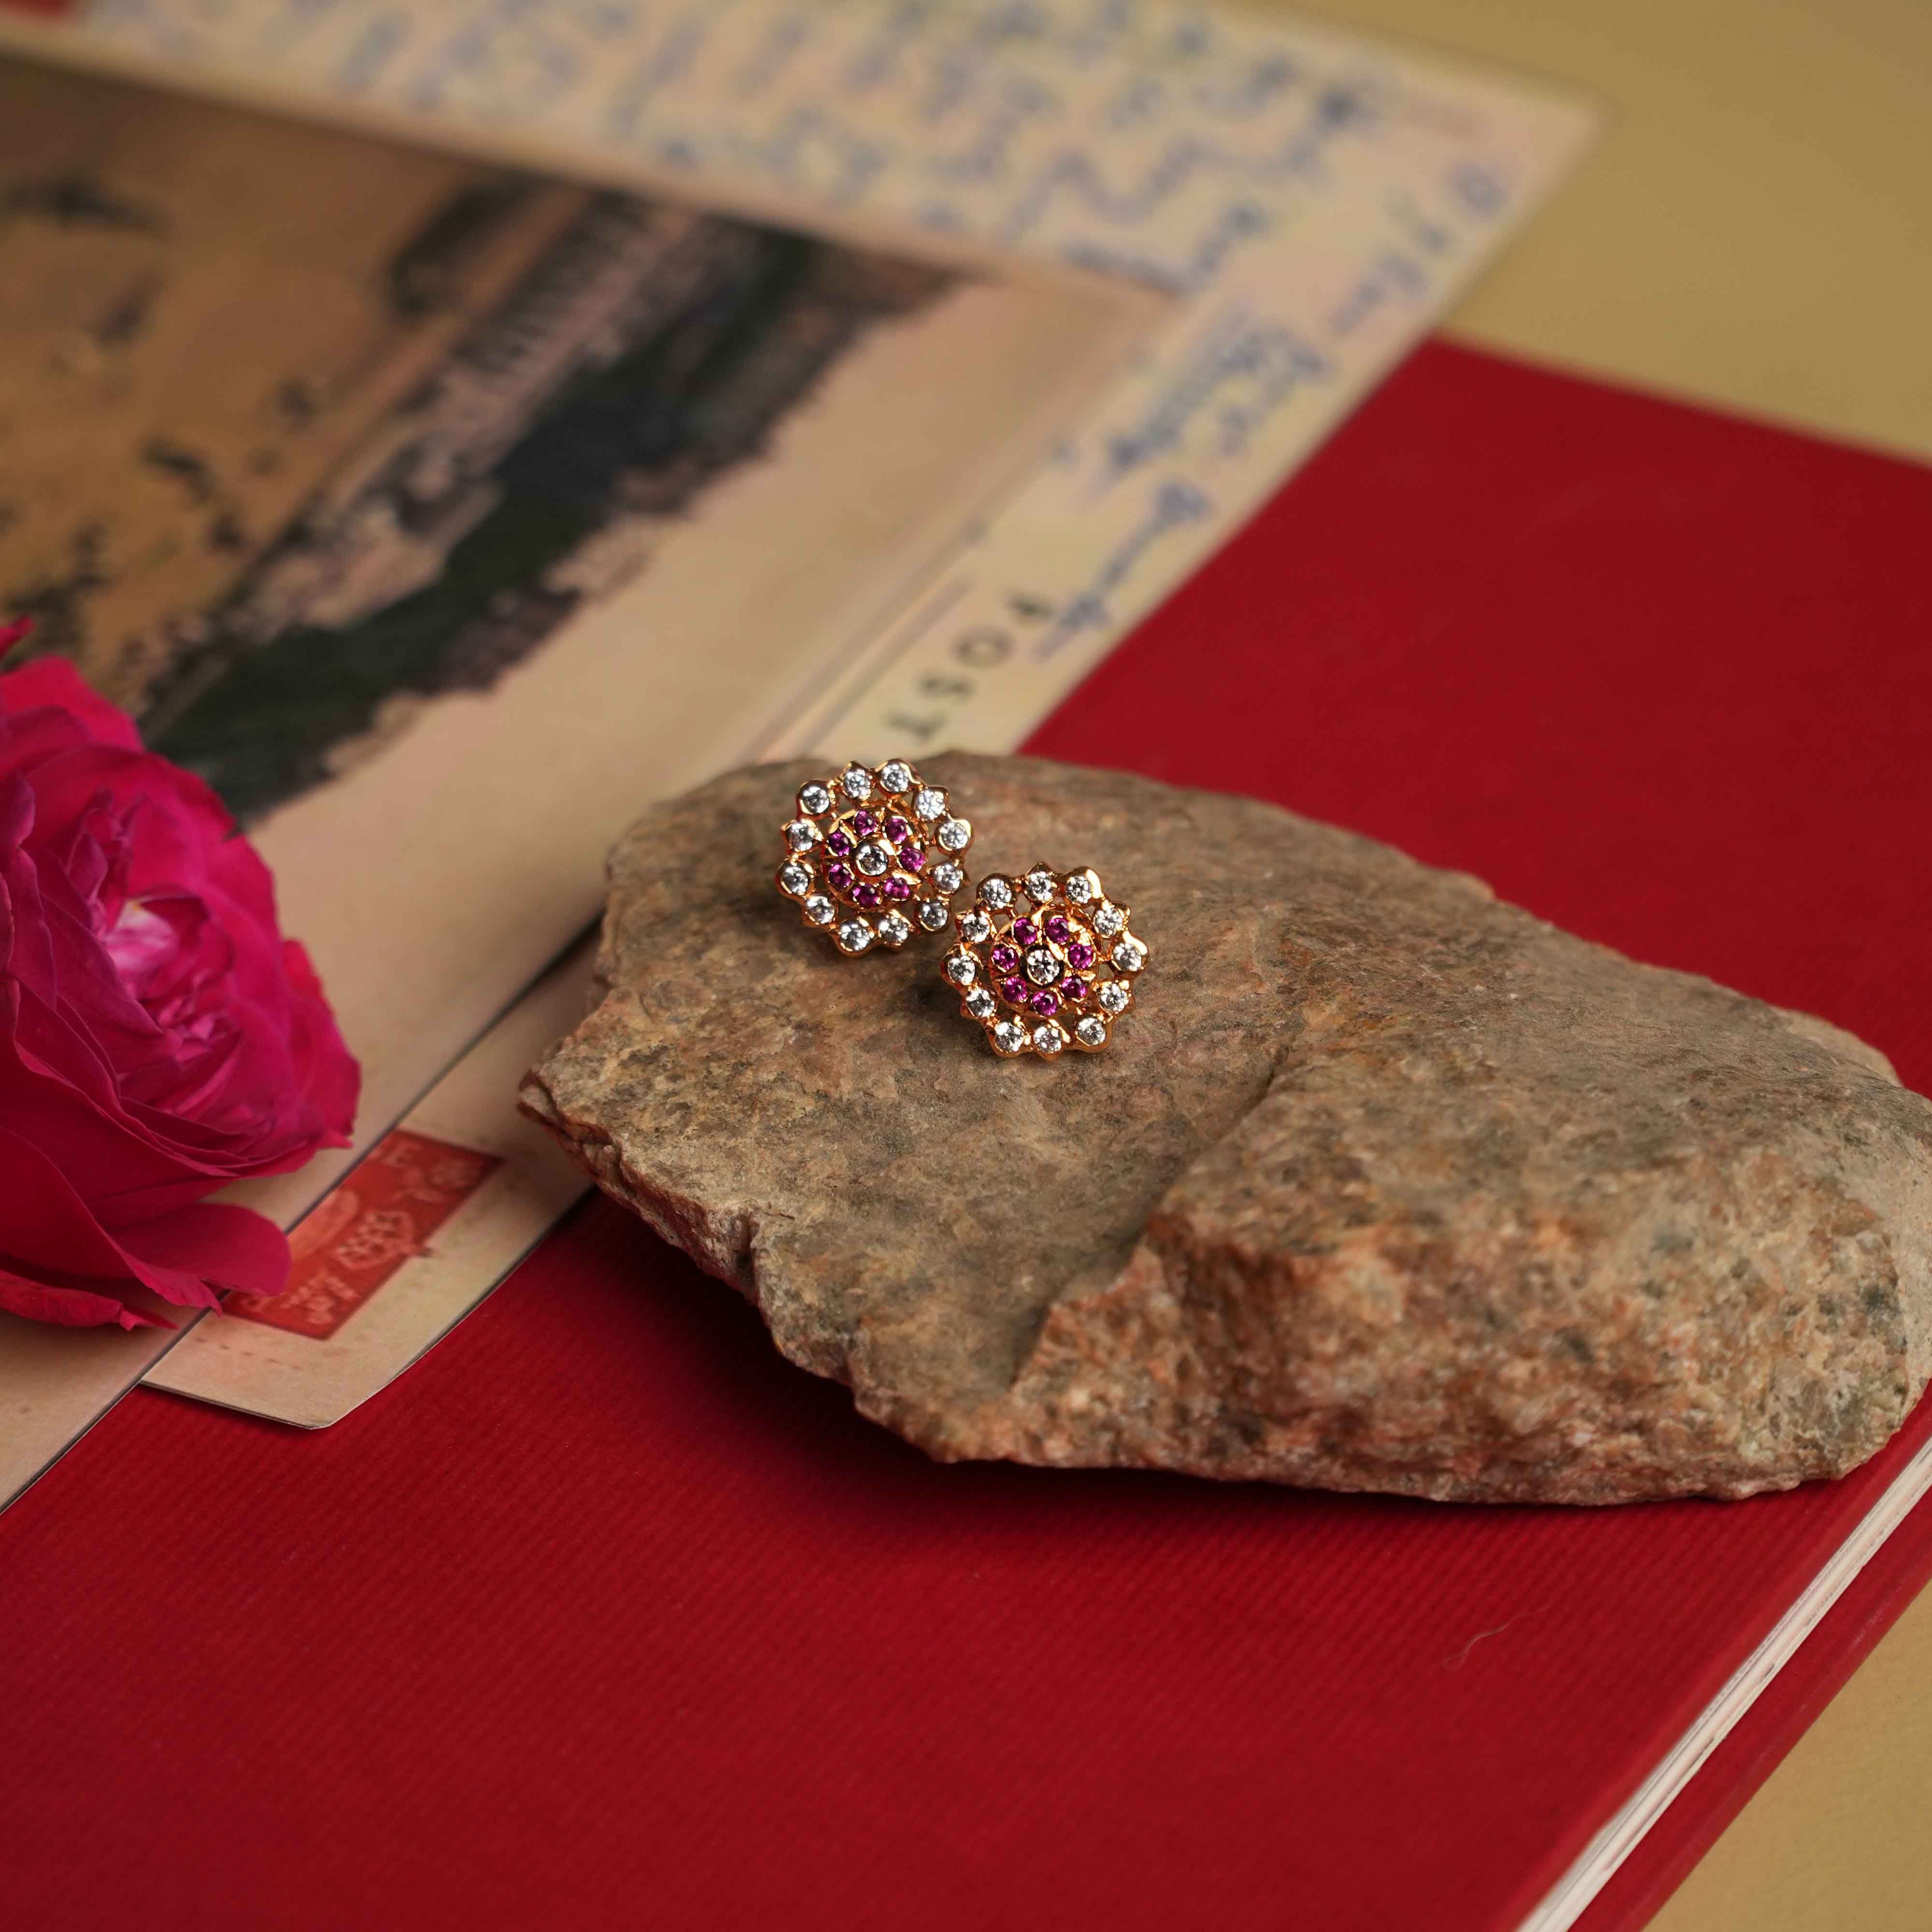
xmin=774 ymin=757 xmax=1148 ymax=1059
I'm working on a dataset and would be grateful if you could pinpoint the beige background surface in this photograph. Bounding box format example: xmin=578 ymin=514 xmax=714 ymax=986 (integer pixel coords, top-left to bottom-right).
xmin=1266 ymin=0 xmax=1932 ymax=466
xmin=1237 ymin=2 xmax=1932 ymax=1928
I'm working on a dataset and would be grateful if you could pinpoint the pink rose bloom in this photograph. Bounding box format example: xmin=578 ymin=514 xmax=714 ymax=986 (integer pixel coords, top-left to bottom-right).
xmin=0 ymin=643 xmax=358 ymax=1329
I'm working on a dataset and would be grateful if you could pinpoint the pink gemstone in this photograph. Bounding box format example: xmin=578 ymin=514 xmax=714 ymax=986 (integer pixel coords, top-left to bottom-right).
xmin=900 ymin=845 xmax=924 ymax=870
xmin=852 ymin=810 xmax=878 ymax=837
xmin=884 ymin=815 xmax=911 ymax=842
xmin=826 ymin=829 xmax=853 ymax=856
xmin=1031 ymin=990 xmax=1059 ymax=1017
xmin=1066 ymin=941 xmax=1095 ymax=969
xmin=1000 ymin=976 xmax=1028 ymax=1005
xmin=884 ymin=876 xmax=912 ymax=901
xmin=1012 ymin=918 xmax=1037 ymax=945
xmin=1044 ymin=914 xmax=1071 ymax=943
xmin=852 ymin=882 xmax=881 ymax=908
xmin=826 ymin=863 xmax=853 ymax=892
xmin=1061 ymin=977 xmax=1088 ymax=1003
xmin=989 ymin=944 xmax=1019 ymax=974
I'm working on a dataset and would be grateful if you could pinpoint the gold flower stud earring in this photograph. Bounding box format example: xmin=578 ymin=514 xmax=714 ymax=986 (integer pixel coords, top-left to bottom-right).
xmin=943 ymin=864 xmax=1146 ymax=1056
xmin=775 ymin=759 xmax=973 ymax=954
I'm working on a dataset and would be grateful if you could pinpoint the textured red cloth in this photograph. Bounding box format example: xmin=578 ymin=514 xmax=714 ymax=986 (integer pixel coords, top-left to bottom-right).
xmin=1 ymin=341 xmax=1928 ymax=1931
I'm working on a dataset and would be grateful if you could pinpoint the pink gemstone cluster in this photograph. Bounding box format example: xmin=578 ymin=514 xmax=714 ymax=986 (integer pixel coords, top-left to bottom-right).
xmin=774 ymin=759 xmax=969 ymax=953
xmin=943 ymin=865 xmax=1146 ymax=1058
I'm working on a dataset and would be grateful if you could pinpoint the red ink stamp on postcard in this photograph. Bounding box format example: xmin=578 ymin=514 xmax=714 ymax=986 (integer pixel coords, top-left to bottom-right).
xmin=226 ymin=1131 xmax=502 ymax=1340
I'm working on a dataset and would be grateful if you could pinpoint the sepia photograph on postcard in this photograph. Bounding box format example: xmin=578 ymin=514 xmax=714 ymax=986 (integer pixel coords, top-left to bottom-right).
xmin=0 ymin=52 xmax=1165 ymax=1155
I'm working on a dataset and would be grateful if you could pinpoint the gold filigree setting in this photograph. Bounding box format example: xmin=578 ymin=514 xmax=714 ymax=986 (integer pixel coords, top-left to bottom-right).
xmin=943 ymin=865 xmax=1146 ymax=1057
xmin=775 ymin=759 xmax=971 ymax=953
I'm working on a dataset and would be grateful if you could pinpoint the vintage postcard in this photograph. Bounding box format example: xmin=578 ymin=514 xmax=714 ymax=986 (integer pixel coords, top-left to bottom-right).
xmin=0 ymin=0 xmax=1596 ymax=1454
xmin=0 ymin=50 xmax=1162 ymax=1157
xmin=0 ymin=39 xmax=1159 ymax=1455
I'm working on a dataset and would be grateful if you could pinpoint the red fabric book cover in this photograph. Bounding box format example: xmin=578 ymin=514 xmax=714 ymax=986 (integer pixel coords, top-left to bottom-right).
xmin=2 ymin=341 xmax=1928 ymax=1931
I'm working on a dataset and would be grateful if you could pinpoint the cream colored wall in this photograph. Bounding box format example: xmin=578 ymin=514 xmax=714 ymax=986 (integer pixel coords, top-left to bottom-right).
xmin=1237 ymin=4 xmax=1932 ymax=1927
xmin=1649 ymin=1582 xmax=1932 ymax=1932
xmin=1240 ymin=0 xmax=1932 ymax=465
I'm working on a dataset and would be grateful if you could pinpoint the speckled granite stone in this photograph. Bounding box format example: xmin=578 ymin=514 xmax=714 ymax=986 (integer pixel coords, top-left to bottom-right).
xmin=521 ymin=754 xmax=1932 ymax=1504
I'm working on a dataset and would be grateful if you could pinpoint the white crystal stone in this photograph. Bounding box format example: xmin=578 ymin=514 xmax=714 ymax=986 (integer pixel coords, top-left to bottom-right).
xmin=840 ymin=765 xmax=873 ymax=800
xmin=1024 ymin=946 xmax=1061 ymax=986
xmin=1075 ymin=1015 xmax=1108 ymax=1048
xmin=877 ymin=911 xmax=912 ymax=945
xmin=837 ymin=918 xmax=874 ymax=952
xmin=803 ymin=895 xmax=836 ymax=926
xmin=784 ymin=819 xmax=820 ymax=852
xmin=917 ymin=899 xmax=950 ymax=931
xmin=798 ymin=782 xmax=833 ymax=817
xmin=958 ymin=909 xmax=992 ymax=945
xmin=911 ymin=786 xmax=946 ymax=821
xmin=778 ymin=861 xmax=812 ymax=897
xmin=1112 ymin=934 xmax=1147 ymax=972
xmin=1064 ymin=869 xmax=1099 ymax=905
xmin=932 ymin=862 xmax=964 ymax=895
xmin=1032 ymin=1023 xmax=1066 ymax=1056
xmin=878 ymin=760 xmax=914 ymax=794
xmin=1094 ymin=902 xmax=1125 ymax=937
xmin=992 ymin=1019 xmax=1028 ymax=1054
xmin=854 ymin=840 xmax=890 ymax=877
xmin=965 ymin=987 xmax=996 ymax=1020
xmin=937 ymin=816 xmax=971 ymax=852
xmin=1098 ymin=978 xmax=1130 ymax=1013
xmin=944 ymin=953 xmax=978 ymax=986
xmin=978 ymin=875 xmax=1013 ymax=909
xmin=1024 ymin=868 xmax=1057 ymax=905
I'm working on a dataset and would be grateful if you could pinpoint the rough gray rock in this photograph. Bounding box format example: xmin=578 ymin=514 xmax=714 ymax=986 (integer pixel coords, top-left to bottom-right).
xmin=520 ymin=754 xmax=1932 ymax=1503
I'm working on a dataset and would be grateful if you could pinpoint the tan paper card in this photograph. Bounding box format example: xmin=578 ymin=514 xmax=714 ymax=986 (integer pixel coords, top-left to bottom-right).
xmin=150 ymin=948 xmax=595 ymax=1428
xmin=0 ymin=1297 xmax=185 ymax=1512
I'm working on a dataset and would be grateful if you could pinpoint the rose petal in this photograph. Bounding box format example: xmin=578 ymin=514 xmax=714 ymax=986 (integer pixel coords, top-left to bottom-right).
xmin=126 ymin=1200 xmax=291 ymax=1298
xmin=0 ymin=1270 xmax=166 ymax=1331
xmin=0 ymin=1119 xmax=225 ymax=1299
xmin=14 ymin=744 xmax=232 ymax=871
xmin=280 ymin=940 xmax=359 ymax=1143
xmin=0 ymin=655 xmax=143 ymax=751
xmin=0 ymin=768 xmax=33 ymax=850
